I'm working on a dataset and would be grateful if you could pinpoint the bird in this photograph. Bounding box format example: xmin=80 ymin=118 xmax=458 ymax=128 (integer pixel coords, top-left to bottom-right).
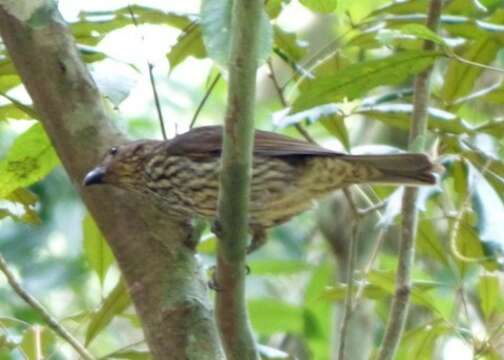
xmin=83 ymin=125 xmax=437 ymax=252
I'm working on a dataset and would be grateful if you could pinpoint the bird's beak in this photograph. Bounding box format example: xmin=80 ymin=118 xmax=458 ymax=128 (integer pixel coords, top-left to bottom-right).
xmin=83 ymin=167 xmax=106 ymax=186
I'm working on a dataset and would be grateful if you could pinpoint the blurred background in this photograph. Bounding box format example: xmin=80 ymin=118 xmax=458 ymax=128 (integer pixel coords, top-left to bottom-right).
xmin=1 ymin=0 xmax=503 ymax=359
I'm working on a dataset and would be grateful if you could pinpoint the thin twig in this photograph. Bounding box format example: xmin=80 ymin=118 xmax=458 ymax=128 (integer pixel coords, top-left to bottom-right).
xmin=352 ymin=229 xmax=386 ymax=311
xmin=127 ymin=5 xmax=168 ymax=139
xmin=377 ymin=1 xmax=443 ymax=359
xmin=338 ymin=188 xmax=360 ymax=360
xmin=190 ymin=72 xmax=222 ymax=129
xmin=450 ymin=53 xmax=504 ymax=74
xmin=0 ymin=253 xmax=95 ymax=360
xmin=98 ymin=338 xmax=146 ymax=360
xmin=266 ymin=59 xmax=316 ymax=144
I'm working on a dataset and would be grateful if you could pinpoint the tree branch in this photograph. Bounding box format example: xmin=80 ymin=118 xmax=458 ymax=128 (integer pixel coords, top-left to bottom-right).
xmin=337 ymin=188 xmax=360 ymax=360
xmin=214 ymin=0 xmax=263 ymax=359
xmin=0 ymin=2 xmax=223 ymax=359
xmin=377 ymin=1 xmax=443 ymax=359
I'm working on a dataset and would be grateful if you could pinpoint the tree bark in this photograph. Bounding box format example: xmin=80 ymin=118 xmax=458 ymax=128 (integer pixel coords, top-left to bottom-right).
xmin=0 ymin=2 xmax=224 ymax=359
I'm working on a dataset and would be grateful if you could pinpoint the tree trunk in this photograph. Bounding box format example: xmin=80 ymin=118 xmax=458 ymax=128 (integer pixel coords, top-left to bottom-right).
xmin=0 ymin=2 xmax=224 ymax=359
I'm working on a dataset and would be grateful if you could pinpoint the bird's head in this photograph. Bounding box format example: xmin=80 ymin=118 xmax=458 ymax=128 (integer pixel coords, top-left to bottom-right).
xmin=83 ymin=140 xmax=162 ymax=191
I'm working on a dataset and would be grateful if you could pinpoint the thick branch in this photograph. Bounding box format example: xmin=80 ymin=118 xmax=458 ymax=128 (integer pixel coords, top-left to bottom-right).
xmin=377 ymin=1 xmax=443 ymax=359
xmin=214 ymin=0 xmax=263 ymax=359
xmin=0 ymin=3 xmax=223 ymax=359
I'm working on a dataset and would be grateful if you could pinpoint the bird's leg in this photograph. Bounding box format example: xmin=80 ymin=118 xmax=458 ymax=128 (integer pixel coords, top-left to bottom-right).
xmin=211 ymin=219 xmax=223 ymax=239
xmin=184 ymin=218 xmax=206 ymax=250
xmin=206 ymin=265 xmax=222 ymax=292
xmin=247 ymin=227 xmax=268 ymax=254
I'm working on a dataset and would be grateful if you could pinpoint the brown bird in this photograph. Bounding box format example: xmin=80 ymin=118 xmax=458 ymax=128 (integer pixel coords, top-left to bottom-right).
xmin=83 ymin=126 xmax=436 ymax=252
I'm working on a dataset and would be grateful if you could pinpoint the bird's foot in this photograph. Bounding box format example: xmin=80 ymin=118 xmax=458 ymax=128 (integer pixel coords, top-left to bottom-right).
xmin=211 ymin=219 xmax=223 ymax=239
xmin=246 ymin=227 xmax=267 ymax=254
xmin=207 ymin=265 xmax=222 ymax=292
xmin=206 ymin=264 xmax=251 ymax=291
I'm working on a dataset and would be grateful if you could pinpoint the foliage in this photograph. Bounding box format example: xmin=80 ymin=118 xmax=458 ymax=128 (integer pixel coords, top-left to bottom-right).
xmin=0 ymin=0 xmax=503 ymax=359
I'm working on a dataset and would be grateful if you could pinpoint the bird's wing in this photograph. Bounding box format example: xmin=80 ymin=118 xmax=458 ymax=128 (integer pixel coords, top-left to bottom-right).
xmin=164 ymin=125 xmax=342 ymax=157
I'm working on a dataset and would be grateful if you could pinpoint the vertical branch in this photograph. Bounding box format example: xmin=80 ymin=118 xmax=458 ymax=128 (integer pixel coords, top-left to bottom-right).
xmin=214 ymin=0 xmax=263 ymax=359
xmin=377 ymin=1 xmax=443 ymax=359
xmin=337 ymin=188 xmax=360 ymax=360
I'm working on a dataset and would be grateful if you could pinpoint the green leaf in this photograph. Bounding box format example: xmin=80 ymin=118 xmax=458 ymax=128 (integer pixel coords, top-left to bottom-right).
xmin=83 ymin=213 xmax=115 ymax=286
xmin=474 ymin=120 xmax=504 ymax=139
xmin=441 ymin=37 xmax=500 ymax=105
xmin=0 ymin=123 xmax=59 ymax=198
xmin=72 ymin=6 xmax=193 ymax=46
xmin=451 ymin=212 xmax=497 ymax=273
xmin=0 ymin=104 xmax=33 ymax=121
xmin=299 ymin=0 xmax=338 ymax=13
xmin=0 ymin=57 xmax=17 ymax=75
xmin=249 ymin=298 xmax=303 ymax=335
xmin=303 ymin=262 xmax=333 ymax=358
xmin=257 ymin=344 xmax=291 ymax=359
xmin=1 ymin=188 xmax=41 ymax=224
xmin=19 ymin=325 xmax=55 ymax=360
xmin=292 ymin=50 xmax=439 ymax=112
xmin=482 ymin=84 xmax=504 ymax=104
xmin=370 ymin=1 xmax=429 ymax=17
xmin=0 ymin=75 xmax=21 ymax=92
xmin=92 ymin=63 xmax=138 ymax=107
xmin=265 ymin=0 xmax=284 ymax=19
xmin=85 ymin=278 xmax=131 ymax=346
xmin=274 ymin=103 xmax=349 ymax=150
xmin=0 ymin=93 xmax=40 ymax=119
xmin=273 ymin=26 xmax=307 ymax=62
xmin=200 ymin=0 xmax=273 ymax=66
xmin=367 ymin=270 xmax=448 ymax=316
xmin=356 ymin=103 xmax=472 ymax=135
xmin=417 ymin=219 xmax=450 ymax=267
xmin=469 ymin=163 xmax=504 ymax=262
xmin=320 ymin=117 xmax=350 ymax=151
xmin=399 ymin=24 xmax=447 ymax=46
xmin=248 ymin=259 xmax=309 ymax=275
xmin=167 ymin=24 xmax=207 ymax=71
xmin=478 ymin=273 xmax=499 ymax=319
xmin=78 ymin=44 xmax=107 ymax=63
xmin=396 ymin=319 xmax=451 ymax=360
xmin=104 ymin=349 xmax=151 ymax=360
xmin=196 ymin=234 xmax=217 ymax=254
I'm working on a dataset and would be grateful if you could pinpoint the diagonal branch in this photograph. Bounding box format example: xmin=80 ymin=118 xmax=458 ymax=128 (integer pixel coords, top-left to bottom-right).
xmin=214 ymin=0 xmax=263 ymax=359
xmin=377 ymin=1 xmax=443 ymax=359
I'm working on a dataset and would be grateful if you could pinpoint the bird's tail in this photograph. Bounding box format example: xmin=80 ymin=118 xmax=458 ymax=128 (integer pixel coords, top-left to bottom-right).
xmin=341 ymin=153 xmax=438 ymax=186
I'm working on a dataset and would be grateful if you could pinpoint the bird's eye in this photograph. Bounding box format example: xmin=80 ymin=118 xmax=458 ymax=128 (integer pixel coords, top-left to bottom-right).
xmin=109 ymin=147 xmax=118 ymax=156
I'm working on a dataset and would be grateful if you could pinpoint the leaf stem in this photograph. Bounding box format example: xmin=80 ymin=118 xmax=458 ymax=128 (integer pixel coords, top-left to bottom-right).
xmin=377 ymin=1 xmax=442 ymax=359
